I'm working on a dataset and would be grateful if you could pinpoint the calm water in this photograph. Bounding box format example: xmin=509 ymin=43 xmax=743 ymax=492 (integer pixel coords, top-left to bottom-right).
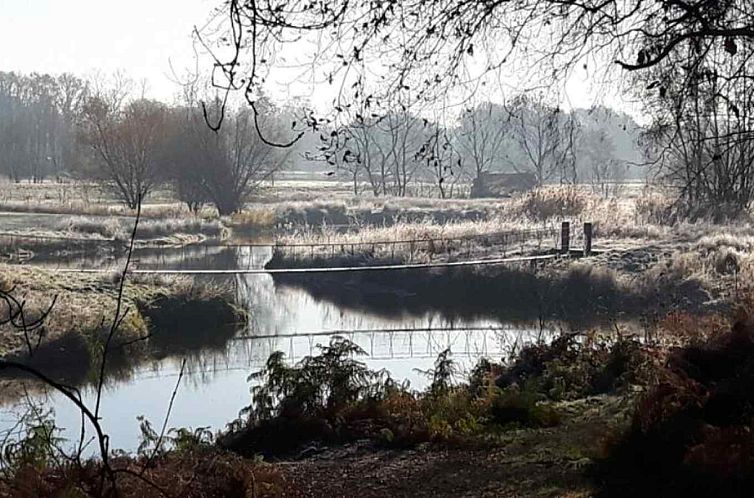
xmin=0 ymin=244 xmax=553 ymax=453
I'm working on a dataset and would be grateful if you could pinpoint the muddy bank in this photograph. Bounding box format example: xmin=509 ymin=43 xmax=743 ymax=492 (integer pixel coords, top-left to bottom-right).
xmin=274 ymin=418 xmax=601 ymax=498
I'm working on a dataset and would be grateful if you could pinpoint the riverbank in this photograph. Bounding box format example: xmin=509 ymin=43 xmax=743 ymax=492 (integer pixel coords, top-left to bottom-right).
xmin=1 ymin=329 xmax=645 ymax=497
xmin=0 ymin=265 xmax=246 ymax=397
xmin=275 ymin=396 xmax=622 ymax=498
xmin=265 ymin=202 xmax=754 ymax=324
xmin=4 ymin=298 xmax=753 ymax=496
xmin=267 ymin=254 xmax=726 ymax=334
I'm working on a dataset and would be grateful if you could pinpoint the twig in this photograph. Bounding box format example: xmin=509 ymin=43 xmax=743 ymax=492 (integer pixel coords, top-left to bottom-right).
xmin=94 ymin=201 xmax=141 ymax=420
xmin=141 ymin=358 xmax=187 ymax=474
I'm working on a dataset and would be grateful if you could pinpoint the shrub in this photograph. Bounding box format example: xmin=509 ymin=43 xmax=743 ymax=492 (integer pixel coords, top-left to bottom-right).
xmin=490 ymin=381 xmax=561 ymax=428
xmin=242 ymin=338 xmax=388 ymax=423
xmin=230 ymin=208 xmax=277 ymax=230
xmin=496 ymin=335 xmax=649 ymax=401
xmin=219 ymin=337 xmax=397 ymax=457
xmin=635 ymin=194 xmax=675 ymax=225
xmin=655 ymin=311 xmax=728 ymax=346
xmin=418 ymin=348 xmax=458 ymax=396
xmin=218 ymin=339 xmax=566 ymax=458
xmin=598 ymin=317 xmax=754 ymax=497
xmin=56 ymin=216 xmax=226 ymax=241
xmin=58 ymin=216 xmax=124 ymax=239
xmin=135 ymin=217 xmax=225 ymax=240
xmin=136 ymin=416 xmax=215 ymax=458
xmin=0 ymin=409 xmax=62 ymax=477
xmin=518 ymin=187 xmax=587 ymax=221
xmin=1 ymin=446 xmax=290 ymax=497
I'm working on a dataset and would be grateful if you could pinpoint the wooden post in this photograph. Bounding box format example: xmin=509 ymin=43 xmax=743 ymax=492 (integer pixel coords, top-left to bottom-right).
xmin=560 ymin=221 xmax=570 ymax=255
xmin=583 ymin=222 xmax=593 ymax=257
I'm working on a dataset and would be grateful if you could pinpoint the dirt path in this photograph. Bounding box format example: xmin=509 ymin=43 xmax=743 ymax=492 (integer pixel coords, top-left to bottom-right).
xmin=275 ymin=397 xmax=627 ymax=497
xmin=279 ymin=445 xmax=592 ymax=498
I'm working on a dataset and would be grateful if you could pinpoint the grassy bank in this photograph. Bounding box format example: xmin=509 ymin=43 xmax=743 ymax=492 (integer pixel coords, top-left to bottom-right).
xmin=232 ymin=186 xmax=584 ymax=232
xmin=0 ymin=265 xmax=246 ymax=392
xmin=56 ymin=216 xmax=226 ymax=242
xmin=263 ymin=188 xmax=754 ymax=324
xmin=256 ymin=186 xmax=673 ymax=270
xmin=0 ymin=215 xmax=228 ymax=265
xmin=266 ymin=218 xmax=559 ymax=269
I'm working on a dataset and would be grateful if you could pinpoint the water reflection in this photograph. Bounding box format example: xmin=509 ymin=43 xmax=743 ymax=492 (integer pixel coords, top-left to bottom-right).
xmin=1 ymin=243 xmax=558 ymax=453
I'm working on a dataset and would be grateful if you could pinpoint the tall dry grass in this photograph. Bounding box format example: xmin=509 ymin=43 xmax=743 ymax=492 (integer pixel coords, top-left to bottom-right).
xmin=269 ymin=217 xmax=560 ymax=267
xmin=55 ymin=216 xmax=226 ymax=241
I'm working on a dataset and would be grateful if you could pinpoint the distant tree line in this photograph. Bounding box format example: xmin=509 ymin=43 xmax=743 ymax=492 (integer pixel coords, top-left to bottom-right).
xmin=0 ymin=72 xmax=87 ymax=182
xmin=0 ymin=71 xmax=295 ymax=214
xmin=0 ymin=70 xmax=644 ymax=207
xmin=320 ymin=94 xmax=643 ymax=198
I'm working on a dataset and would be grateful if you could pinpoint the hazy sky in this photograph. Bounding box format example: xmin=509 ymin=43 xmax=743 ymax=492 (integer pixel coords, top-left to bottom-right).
xmin=0 ymin=0 xmax=213 ymax=100
xmin=0 ymin=1 xmax=643 ymax=119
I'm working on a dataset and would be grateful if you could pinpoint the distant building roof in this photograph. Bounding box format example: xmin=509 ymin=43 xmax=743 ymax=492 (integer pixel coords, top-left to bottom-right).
xmin=470 ymin=172 xmax=537 ymax=198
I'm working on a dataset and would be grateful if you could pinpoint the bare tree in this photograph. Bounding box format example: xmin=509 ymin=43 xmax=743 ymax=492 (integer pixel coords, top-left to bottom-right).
xmin=347 ymin=114 xmax=392 ymax=197
xmin=455 ymin=103 xmax=508 ymax=182
xmin=207 ymin=104 xmax=287 ymax=214
xmin=639 ymin=34 xmax=754 ymax=217
xmin=51 ymin=74 xmax=90 ymax=181
xmin=162 ymin=106 xmax=211 ymax=213
xmin=380 ymin=102 xmax=425 ymax=197
xmin=318 ymin=95 xmax=431 ymax=198
xmin=418 ymin=120 xmax=461 ymax=199
xmin=166 ymin=97 xmax=292 ymax=215
xmin=505 ymin=94 xmax=570 ymax=187
xmin=580 ymin=127 xmax=625 ymax=197
xmin=80 ymin=96 xmax=169 ymax=209
xmin=321 ymin=98 xmax=393 ymax=197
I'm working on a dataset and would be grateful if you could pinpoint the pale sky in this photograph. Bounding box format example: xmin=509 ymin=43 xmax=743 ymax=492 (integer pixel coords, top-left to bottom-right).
xmin=0 ymin=1 xmax=644 ymax=120
xmin=0 ymin=0 xmax=213 ymax=100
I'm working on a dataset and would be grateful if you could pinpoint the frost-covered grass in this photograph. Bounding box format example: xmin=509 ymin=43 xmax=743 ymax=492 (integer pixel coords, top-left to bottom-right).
xmin=54 ymin=216 xmax=226 ymax=242
xmin=0 ymin=264 xmax=241 ymax=394
xmin=268 ymin=217 xmax=559 ymax=267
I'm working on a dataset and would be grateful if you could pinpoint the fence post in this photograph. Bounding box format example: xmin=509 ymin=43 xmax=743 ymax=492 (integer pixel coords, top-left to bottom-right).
xmin=583 ymin=222 xmax=593 ymax=257
xmin=560 ymin=221 xmax=570 ymax=255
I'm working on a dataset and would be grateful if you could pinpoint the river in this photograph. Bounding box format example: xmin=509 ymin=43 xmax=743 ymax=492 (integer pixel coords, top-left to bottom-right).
xmin=0 ymin=243 xmax=553 ymax=454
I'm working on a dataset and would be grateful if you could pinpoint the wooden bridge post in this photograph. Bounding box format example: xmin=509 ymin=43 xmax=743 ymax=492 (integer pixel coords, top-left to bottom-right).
xmin=583 ymin=222 xmax=593 ymax=257
xmin=560 ymin=221 xmax=570 ymax=255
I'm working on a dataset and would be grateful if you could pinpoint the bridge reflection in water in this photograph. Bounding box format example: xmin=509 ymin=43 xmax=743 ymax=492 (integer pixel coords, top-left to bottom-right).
xmin=232 ymin=324 xmax=545 ymax=365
